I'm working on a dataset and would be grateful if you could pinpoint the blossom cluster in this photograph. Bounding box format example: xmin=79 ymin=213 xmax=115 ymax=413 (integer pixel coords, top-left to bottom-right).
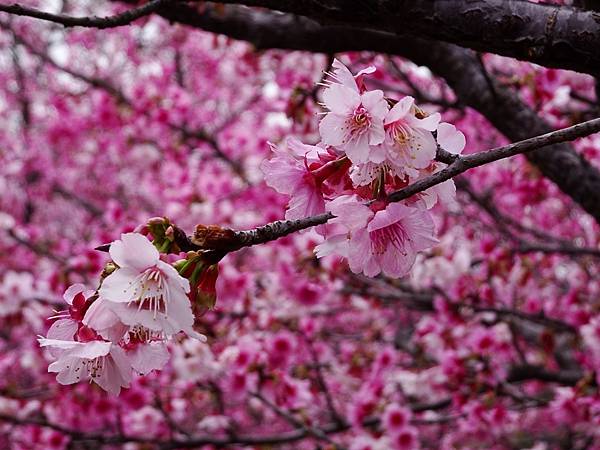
xmin=262 ymin=60 xmax=466 ymax=278
xmin=39 ymin=233 xmax=206 ymax=394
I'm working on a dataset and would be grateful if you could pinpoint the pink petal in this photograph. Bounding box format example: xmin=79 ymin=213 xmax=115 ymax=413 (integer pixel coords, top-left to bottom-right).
xmin=98 ymin=267 xmax=142 ymax=303
xmin=261 ymin=150 xmax=304 ymax=195
xmin=437 ymin=122 xmax=466 ymax=154
xmin=331 ymin=58 xmax=359 ymax=92
xmin=344 ymin=132 xmax=371 ymax=164
xmin=63 ymin=283 xmax=86 ymax=305
xmin=129 ymin=342 xmax=170 ymax=375
xmin=408 ymin=112 xmax=441 ymax=132
xmin=322 ymin=84 xmax=360 ymax=114
xmin=385 ymin=96 xmax=414 ymax=125
xmin=47 ymin=319 xmax=78 ymax=342
xmin=409 ymin=131 xmax=437 ymax=169
xmin=315 ymin=233 xmax=349 ymax=258
xmin=319 ymin=113 xmax=349 ymax=147
xmin=379 ymin=245 xmax=415 ymax=278
xmin=327 ymin=196 xmax=373 ymax=231
xmin=348 ymin=228 xmax=373 ymax=274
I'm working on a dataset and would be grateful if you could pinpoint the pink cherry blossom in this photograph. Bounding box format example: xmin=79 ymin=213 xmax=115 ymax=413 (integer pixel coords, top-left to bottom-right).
xmin=38 ymin=337 xmax=131 ymax=395
xmin=98 ymin=233 xmax=204 ymax=340
xmin=382 ymin=96 xmax=440 ymax=177
xmin=261 ymin=138 xmax=327 ymax=220
xmin=319 ymin=63 xmax=388 ymax=163
xmin=317 ymin=196 xmax=438 ymax=277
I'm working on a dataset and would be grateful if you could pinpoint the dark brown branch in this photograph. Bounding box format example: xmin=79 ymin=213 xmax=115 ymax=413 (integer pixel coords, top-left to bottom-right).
xmin=0 ymin=0 xmax=171 ymax=28
xmin=200 ymin=0 xmax=600 ymax=76
xmin=507 ymin=365 xmax=587 ymax=386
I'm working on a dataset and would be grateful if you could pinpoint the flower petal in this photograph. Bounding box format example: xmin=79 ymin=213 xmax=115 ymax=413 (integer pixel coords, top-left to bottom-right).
xmin=109 ymin=233 xmax=159 ymax=271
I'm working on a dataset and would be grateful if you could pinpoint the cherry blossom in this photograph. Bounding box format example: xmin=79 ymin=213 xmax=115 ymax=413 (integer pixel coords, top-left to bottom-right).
xmin=38 ymin=337 xmax=131 ymax=395
xmin=381 ymin=96 xmax=440 ymax=177
xmin=319 ymin=62 xmax=388 ymax=163
xmin=317 ymin=196 xmax=438 ymax=277
xmin=98 ymin=233 xmax=204 ymax=340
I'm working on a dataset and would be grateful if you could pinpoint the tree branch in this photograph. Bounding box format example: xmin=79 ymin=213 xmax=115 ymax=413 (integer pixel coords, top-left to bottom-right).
xmin=173 ymin=118 xmax=600 ymax=255
xmin=199 ymin=0 xmax=600 ymax=76
xmin=0 ymin=0 xmax=172 ymax=28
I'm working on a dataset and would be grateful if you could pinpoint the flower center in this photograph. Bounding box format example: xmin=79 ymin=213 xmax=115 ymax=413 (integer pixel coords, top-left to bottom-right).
xmin=87 ymin=356 xmax=105 ymax=379
xmin=350 ymin=106 xmax=372 ymax=133
xmin=129 ymin=267 xmax=168 ymax=317
xmin=369 ymin=223 xmax=409 ymax=256
xmin=389 ymin=121 xmax=413 ymax=146
xmin=129 ymin=325 xmax=164 ymax=344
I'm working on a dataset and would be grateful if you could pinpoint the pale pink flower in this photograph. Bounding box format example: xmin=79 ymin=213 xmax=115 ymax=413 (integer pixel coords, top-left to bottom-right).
xmin=436 ymin=122 xmax=466 ymax=155
xmin=382 ymin=96 xmax=440 ymax=177
xmin=316 ymin=197 xmax=438 ymax=278
xmin=319 ymin=69 xmax=388 ymax=163
xmin=98 ymin=233 xmax=204 ymax=340
xmin=38 ymin=337 xmax=131 ymax=395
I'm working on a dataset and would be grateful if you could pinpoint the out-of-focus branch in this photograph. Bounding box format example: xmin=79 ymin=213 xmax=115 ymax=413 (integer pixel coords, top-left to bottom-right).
xmin=0 ymin=0 xmax=171 ymax=28
xmin=507 ymin=365 xmax=588 ymax=386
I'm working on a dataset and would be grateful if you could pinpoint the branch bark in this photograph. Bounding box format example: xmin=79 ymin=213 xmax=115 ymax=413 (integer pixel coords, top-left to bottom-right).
xmin=196 ymin=0 xmax=600 ymax=77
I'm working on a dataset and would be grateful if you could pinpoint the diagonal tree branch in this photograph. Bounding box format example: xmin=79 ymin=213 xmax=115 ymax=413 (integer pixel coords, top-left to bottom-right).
xmin=165 ymin=117 xmax=600 ymax=256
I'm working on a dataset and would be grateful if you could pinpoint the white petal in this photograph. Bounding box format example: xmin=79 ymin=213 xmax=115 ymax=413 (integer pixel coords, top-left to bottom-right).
xmin=322 ymin=84 xmax=360 ymax=114
xmin=99 ymin=267 xmax=143 ymax=303
xmin=110 ymin=233 xmax=159 ymax=271
xmin=129 ymin=342 xmax=170 ymax=375
xmin=385 ymin=96 xmax=414 ymax=125
xmin=319 ymin=113 xmax=349 ymax=147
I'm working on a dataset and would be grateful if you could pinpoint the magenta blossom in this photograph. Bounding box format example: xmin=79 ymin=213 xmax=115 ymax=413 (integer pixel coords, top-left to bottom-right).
xmin=316 ymin=196 xmax=438 ymax=277
xmin=260 ymin=138 xmax=327 ymax=220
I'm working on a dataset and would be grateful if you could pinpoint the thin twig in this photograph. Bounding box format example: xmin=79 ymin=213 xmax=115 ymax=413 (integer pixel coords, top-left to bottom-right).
xmin=0 ymin=0 xmax=171 ymax=28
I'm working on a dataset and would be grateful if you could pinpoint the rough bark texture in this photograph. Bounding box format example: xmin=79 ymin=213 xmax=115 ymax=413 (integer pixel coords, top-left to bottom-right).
xmin=203 ymin=0 xmax=600 ymax=76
